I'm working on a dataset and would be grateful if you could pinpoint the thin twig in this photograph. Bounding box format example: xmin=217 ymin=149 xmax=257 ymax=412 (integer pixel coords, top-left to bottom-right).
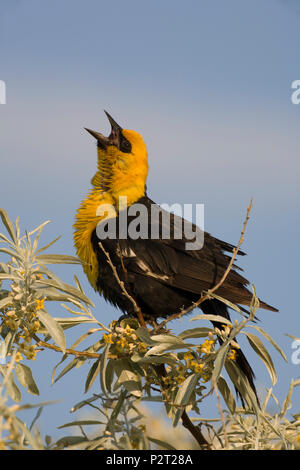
xmin=158 ymin=199 xmax=253 ymax=329
xmin=98 ymin=241 xmax=147 ymax=327
xmin=32 ymin=334 xmax=101 ymax=358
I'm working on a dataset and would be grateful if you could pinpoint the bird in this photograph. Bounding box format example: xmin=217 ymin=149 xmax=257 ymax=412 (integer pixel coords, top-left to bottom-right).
xmin=74 ymin=111 xmax=278 ymax=403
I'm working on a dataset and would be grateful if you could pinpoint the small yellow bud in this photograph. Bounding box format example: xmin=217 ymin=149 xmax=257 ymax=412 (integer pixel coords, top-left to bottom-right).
xmin=103 ymin=333 xmax=114 ymax=344
xmin=35 ymin=298 xmax=45 ymax=310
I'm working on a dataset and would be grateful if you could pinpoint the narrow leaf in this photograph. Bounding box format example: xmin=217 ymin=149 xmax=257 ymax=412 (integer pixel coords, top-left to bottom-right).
xmin=16 ymin=363 xmax=40 ymax=395
xmin=36 ymin=254 xmax=81 ymax=265
xmin=85 ymin=358 xmax=101 ymax=393
xmin=35 ymin=235 xmax=61 ymax=254
xmin=58 ymin=420 xmax=104 ymax=429
xmin=114 ymin=358 xmax=142 ymax=397
xmin=217 ymin=376 xmax=236 ymax=414
xmin=0 ymin=209 xmax=17 ymax=244
xmin=178 ymin=327 xmax=214 ymax=340
xmin=0 ymin=295 xmax=12 ymax=310
xmin=148 ymin=437 xmax=177 ymax=450
xmin=249 ymin=325 xmax=288 ymax=362
xmin=35 ymin=279 xmax=94 ymax=307
xmin=37 ymin=309 xmax=66 ymax=353
xmin=5 ymin=372 xmax=22 ymax=402
xmin=225 ymin=361 xmax=260 ymax=415
xmin=173 ymin=373 xmax=199 ymax=426
xmin=99 ymin=344 xmax=110 ymax=396
xmin=211 ymin=342 xmax=230 ymax=388
xmin=191 ymin=314 xmax=232 ymax=326
xmin=243 ymin=331 xmax=277 ymax=385
xmin=207 ymin=292 xmax=244 ymax=315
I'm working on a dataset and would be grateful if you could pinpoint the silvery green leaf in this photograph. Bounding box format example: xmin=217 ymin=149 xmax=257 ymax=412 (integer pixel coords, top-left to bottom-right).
xmin=16 ymin=363 xmax=40 ymax=396
xmin=113 ymin=358 xmax=142 ymax=397
xmin=250 ymin=285 xmax=260 ymax=318
xmin=207 ymin=293 xmax=244 ymax=315
xmin=4 ymin=330 xmax=16 ymax=353
xmin=150 ymin=334 xmax=185 ymax=344
xmin=29 ymin=406 xmax=43 ymax=430
xmin=31 ymin=222 xmax=52 ymax=253
xmin=147 ymin=437 xmax=177 ymax=450
xmin=70 ymin=395 xmax=100 ymax=413
xmin=30 ymin=287 xmax=72 ymax=302
xmin=51 ymin=353 xmax=68 ymax=385
xmin=0 ymin=273 xmax=22 ymax=281
xmin=35 ymin=279 xmax=94 ymax=307
xmin=5 ymin=371 xmax=21 ymax=402
xmin=281 ymin=378 xmax=300 ymax=417
xmin=0 ymin=295 xmax=12 ymax=310
xmin=217 ymin=376 xmax=236 ymax=414
xmin=35 ymin=266 xmax=65 ymax=289
xmin=99 ymin=344 xmax=111 ymax=396
xmin=54 ymin=357 xmax=82 ymax=384
xmin=135 ymin=327 xmax=157 ymax=345
xmin=35 ymin=235 xmax=61 ymax=254
xmin=131 ymin=353 xmax=178 ymax=366
xmin=55 ymin=436 xmax=89 ymax=449
xmin=178 ymin=327 xmax=214 ymax=340
xmin=286 ymin=333 xmax=300 ymax=341
xmin=105 ymin=359 xmax=115 ymax=394
xmin=242 ymin=331 xmax=277 ymax=385
xmin=58 ymin=420 xmax=104 ymax=429
xmin=37 ymin=309 xmax=66 ymax=353
xmin=211 ymin=342 xmax=230 ymax=388
xmin=25 ymin=220 xmax=50 ymax=238
xmin=36 ymin=254 xmax=81 ymax=265
xmin=191 ymin=314 xmax=232 ymax=326
xmin=247 ymin=325 xmax=287 ymax=362
xmin=173 ymin=373 xmax=199 ymax=426
xmin=70 ymin=328 xmax=101 ymax=349
xmin=108 ymin=389 xmax=127 ymax=426
xmin=145 ymin=341 xmax=190 ymax=356
xmin=225 ymin=360 xmax=260 ymax=415
xmin=13 ymin=416 xmax=44 ymax=450
xmin=0 ymin=248 xmax=23 ymax=262
xmin=85 ymin=358 xmax=101 ymax=393
xmin=0 ymin=232 xmax=16 ymax=247
xmin=0 ymin=209 xmax=17 ymax=244
xmin=53 ymin=316 xmax=96 ymax=331
xmin=73 ymin=274 xmax=84 ymax=292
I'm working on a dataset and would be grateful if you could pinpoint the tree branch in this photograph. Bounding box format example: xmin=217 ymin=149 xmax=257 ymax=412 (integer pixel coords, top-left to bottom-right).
xmin=98 ymin=241 xmax=147 ymax=327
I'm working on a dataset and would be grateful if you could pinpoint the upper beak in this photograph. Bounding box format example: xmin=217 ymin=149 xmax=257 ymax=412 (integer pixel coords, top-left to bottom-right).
xmin=104 ymin=110 xmax=123 ymax=133
xmin=84 ymin=111 xmax=122 ymax=149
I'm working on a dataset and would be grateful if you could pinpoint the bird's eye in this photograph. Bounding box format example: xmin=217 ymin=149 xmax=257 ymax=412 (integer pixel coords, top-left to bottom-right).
xmin=120 ymin=137 xmax=132 ymax=153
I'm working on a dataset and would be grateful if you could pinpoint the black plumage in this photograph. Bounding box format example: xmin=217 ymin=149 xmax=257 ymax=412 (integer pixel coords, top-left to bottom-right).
xmin=91 ymin=195 xmax=277 ymax=403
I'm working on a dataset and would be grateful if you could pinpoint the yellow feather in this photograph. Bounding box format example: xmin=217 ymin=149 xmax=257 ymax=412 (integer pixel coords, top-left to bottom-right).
xmin=74 ymin=128 xmax=148 ymax=289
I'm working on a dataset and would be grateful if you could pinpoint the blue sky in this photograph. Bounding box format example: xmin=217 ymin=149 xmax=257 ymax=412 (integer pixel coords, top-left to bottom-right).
xmin=0 ymin=0 xmax=299 ymax=441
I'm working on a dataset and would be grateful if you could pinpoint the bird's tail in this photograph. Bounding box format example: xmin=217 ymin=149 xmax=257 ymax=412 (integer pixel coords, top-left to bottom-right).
xmin=200 ymin=298 xmax=259 ymax=407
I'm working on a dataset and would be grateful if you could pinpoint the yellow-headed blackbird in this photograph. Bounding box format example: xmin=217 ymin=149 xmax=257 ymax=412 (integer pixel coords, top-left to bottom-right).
xmin=74 ymin=111 xmax=277 ymax=401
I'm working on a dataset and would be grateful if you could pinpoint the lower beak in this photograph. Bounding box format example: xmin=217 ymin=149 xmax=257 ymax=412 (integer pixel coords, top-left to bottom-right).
xmin=84 ymin=128 xmax=110 ymax=148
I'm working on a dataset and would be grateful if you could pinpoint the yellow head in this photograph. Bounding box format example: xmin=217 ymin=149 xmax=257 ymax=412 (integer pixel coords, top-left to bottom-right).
xmin=86 ymin=111 xmax=149 ymax=207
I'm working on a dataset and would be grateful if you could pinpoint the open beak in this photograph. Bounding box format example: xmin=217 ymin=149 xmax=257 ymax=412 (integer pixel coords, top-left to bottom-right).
xmin=85 ymin=111 xmax=123 ymax=149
